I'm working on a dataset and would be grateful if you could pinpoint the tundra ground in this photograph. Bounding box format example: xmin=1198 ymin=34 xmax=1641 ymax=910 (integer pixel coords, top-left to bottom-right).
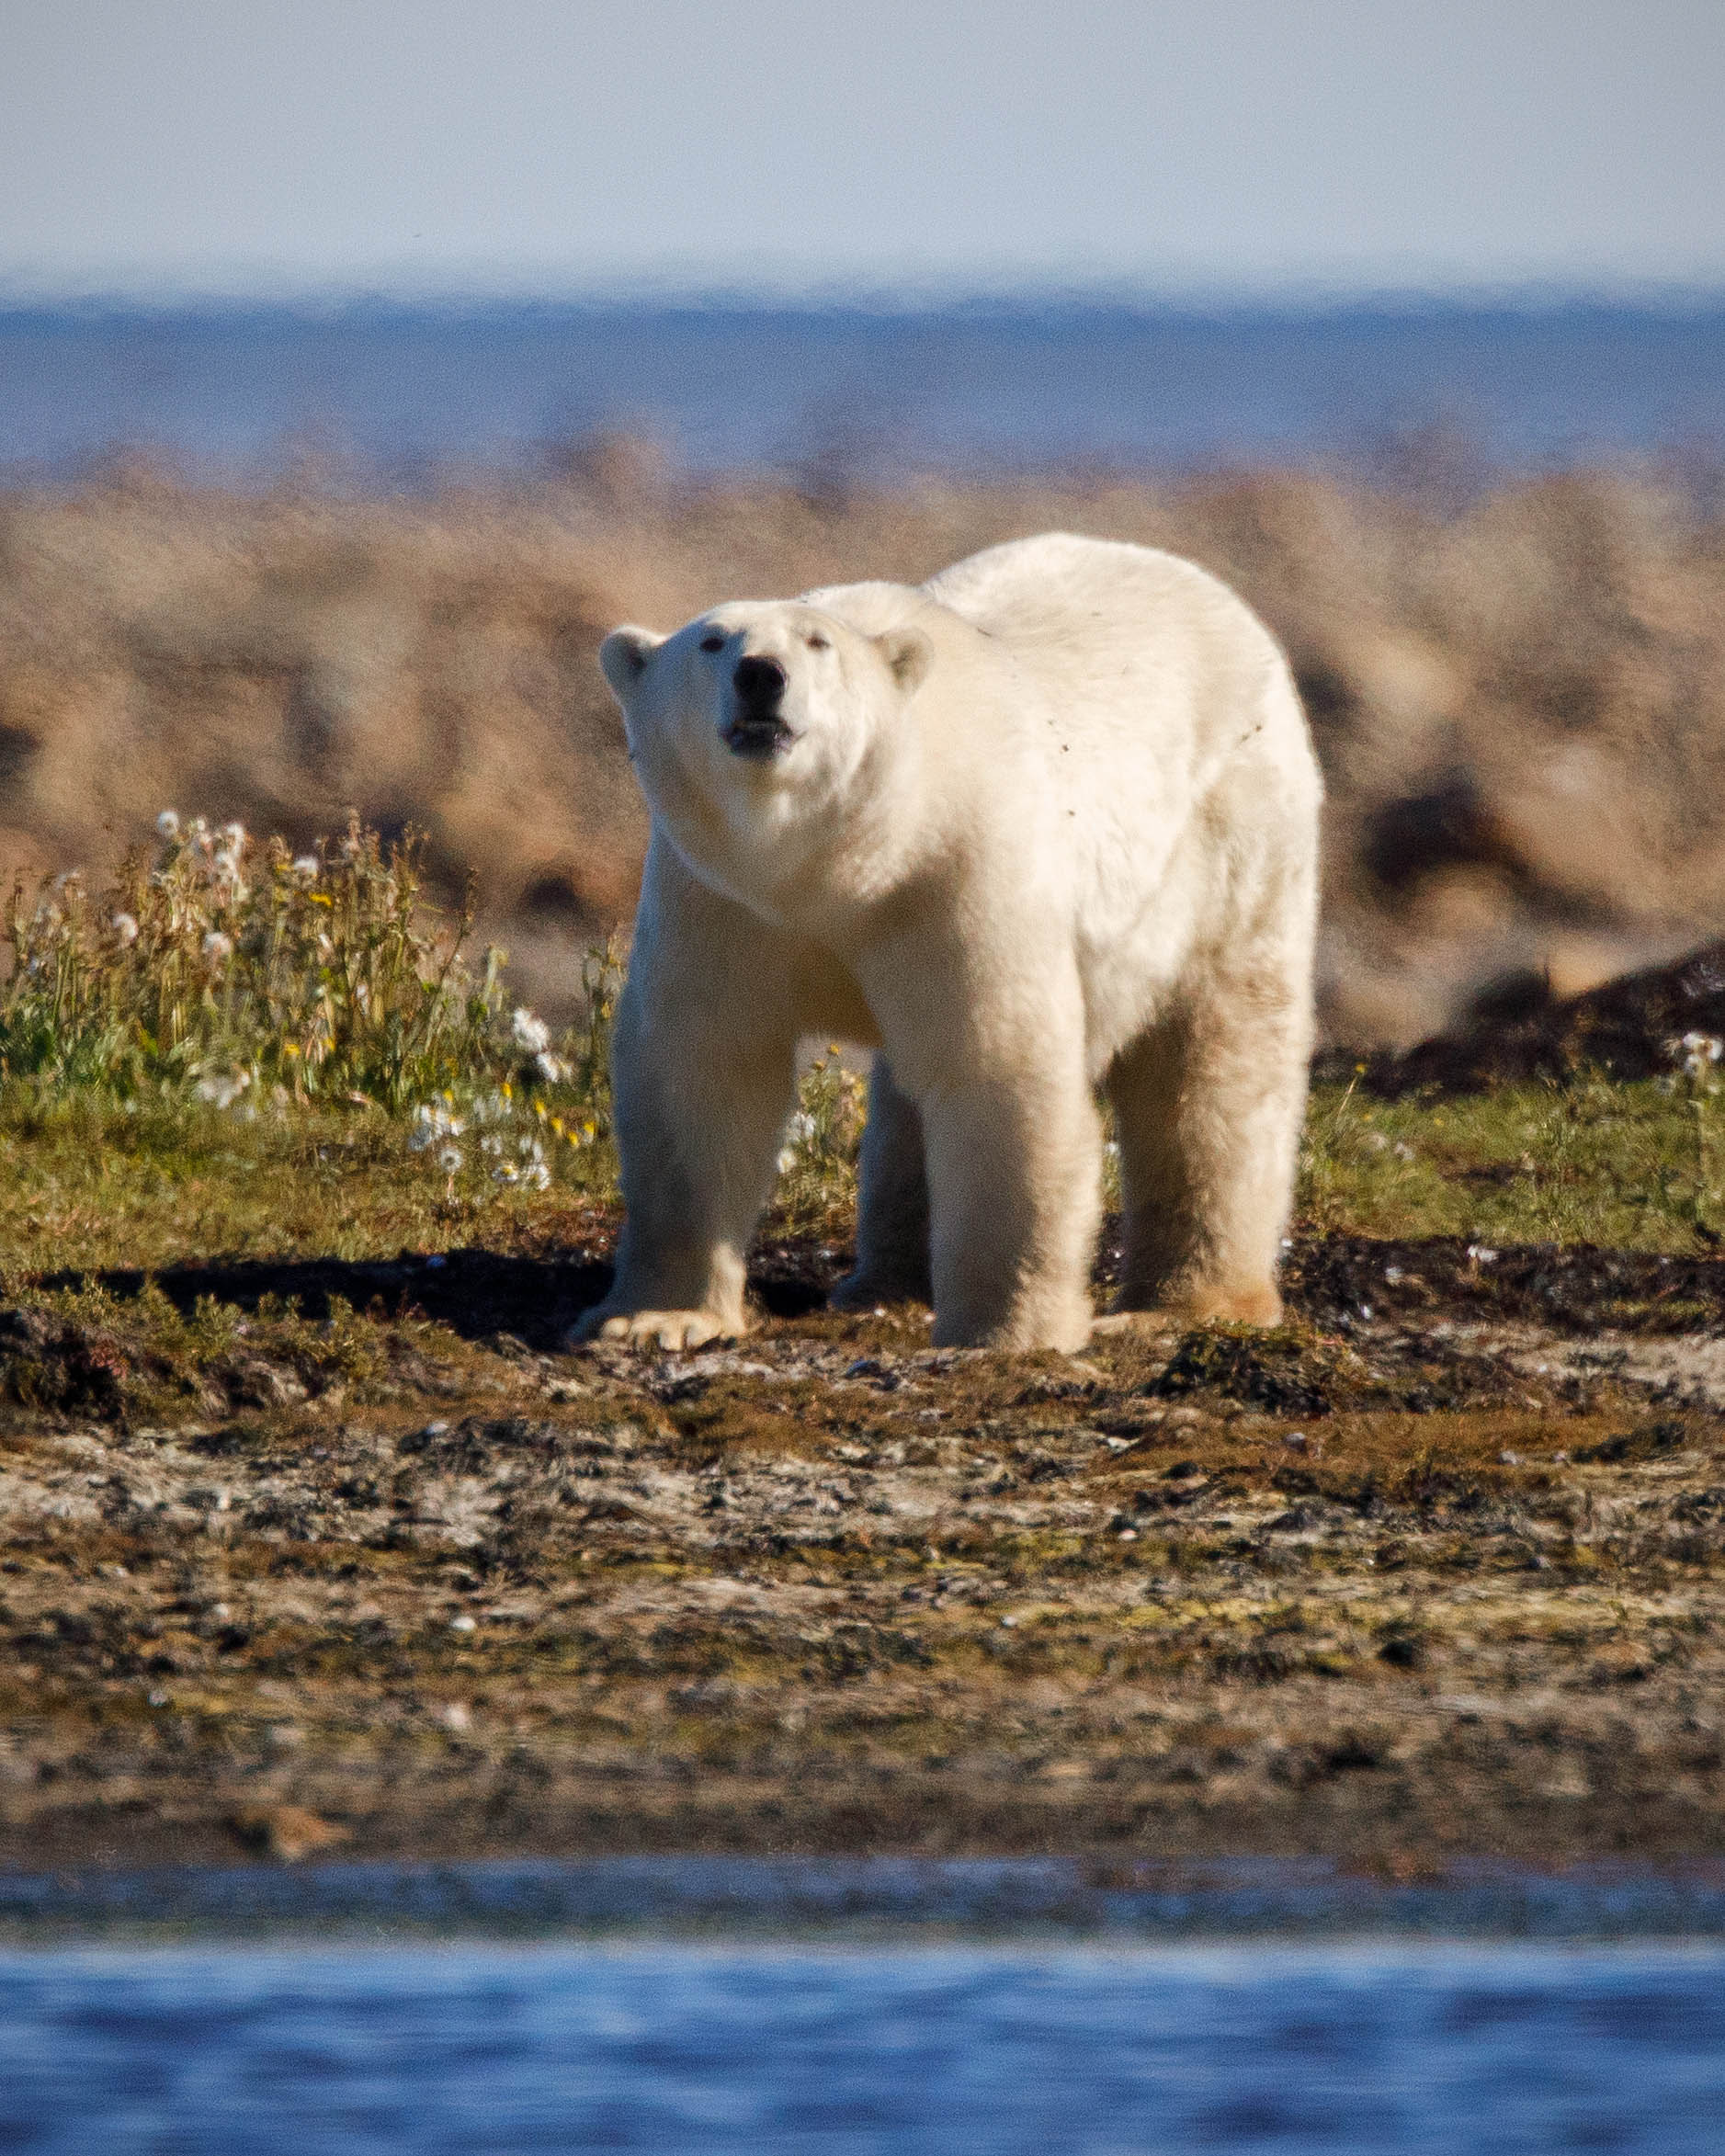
xmin=2 ymin=1163 xmax=1721 ymax=1875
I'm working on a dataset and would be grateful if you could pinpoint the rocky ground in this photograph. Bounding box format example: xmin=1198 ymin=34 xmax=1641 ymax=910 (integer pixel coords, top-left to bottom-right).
xmin=1 ymin=1224 xmax=1722 ymax=1876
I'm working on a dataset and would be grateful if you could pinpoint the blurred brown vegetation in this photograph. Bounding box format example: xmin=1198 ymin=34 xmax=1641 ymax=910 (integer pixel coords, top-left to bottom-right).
xmin=3 ymin=443 xmax=1723 ymax=1043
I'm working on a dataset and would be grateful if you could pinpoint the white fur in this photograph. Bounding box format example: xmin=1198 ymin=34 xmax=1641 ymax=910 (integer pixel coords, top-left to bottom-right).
xmin=580 ymin=533 xmax=1322 ymax=1353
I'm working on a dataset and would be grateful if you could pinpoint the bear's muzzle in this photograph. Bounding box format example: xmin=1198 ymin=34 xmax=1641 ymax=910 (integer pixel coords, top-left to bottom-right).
xmin=724 ymin=654 xmax=796 ymax=758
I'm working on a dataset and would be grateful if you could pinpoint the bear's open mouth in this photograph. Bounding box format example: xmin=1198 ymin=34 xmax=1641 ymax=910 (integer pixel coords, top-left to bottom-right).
xmin=722 ymin=715 xmax=798 ymax=758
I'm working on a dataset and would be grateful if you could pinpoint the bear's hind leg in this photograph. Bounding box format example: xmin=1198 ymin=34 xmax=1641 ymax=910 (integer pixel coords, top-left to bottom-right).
xmin=1106 ymin=962 xmax=1310 ymax=1330
xmin=830 ymin=1057 xmax=931 ymax=1311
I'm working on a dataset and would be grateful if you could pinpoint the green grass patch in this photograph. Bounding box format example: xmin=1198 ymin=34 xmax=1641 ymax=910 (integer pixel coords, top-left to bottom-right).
xmin=1298 ymin=1072 xmax=1725 ymax=1253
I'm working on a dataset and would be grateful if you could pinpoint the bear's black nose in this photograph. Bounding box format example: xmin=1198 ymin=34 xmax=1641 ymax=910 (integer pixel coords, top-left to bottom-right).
xmin=733 ymin=654 xmax=787 ymax=709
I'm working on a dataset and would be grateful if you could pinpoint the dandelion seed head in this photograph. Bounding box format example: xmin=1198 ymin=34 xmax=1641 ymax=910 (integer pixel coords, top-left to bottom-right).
xmin=221 ymin=822 xmax=247 ymax=850
xmin=110 ymin=912 xmax=139 ymax=946
xmin=436 ymin=1144 xmax=463 ymax=1174
xmin=155 ymin=810 xmax=180 ymax=841
xmin=201 ymin=930 xmax=233 ymax=963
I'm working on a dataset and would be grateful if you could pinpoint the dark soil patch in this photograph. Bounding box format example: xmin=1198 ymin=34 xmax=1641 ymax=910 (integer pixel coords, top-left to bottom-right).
xmin=1342 ymin=936 xmax=1725 ymax=1095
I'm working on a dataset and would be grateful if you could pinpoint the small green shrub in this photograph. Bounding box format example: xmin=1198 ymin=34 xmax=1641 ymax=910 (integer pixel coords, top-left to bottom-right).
xmin=1 ymin=813 xmax=619 ymax=1142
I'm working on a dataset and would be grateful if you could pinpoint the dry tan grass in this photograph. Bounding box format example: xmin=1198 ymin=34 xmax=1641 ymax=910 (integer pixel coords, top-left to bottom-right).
xmin=4 ymin=449 xmax=1724 ymax=1041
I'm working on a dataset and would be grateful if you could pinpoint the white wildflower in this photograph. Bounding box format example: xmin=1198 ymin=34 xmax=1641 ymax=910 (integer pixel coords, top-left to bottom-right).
xmin=221 ymin=821 xmax=247 ymax=851
xmin=291 ymin=856 xmax=320 ymax=882
xmin=187 ymin=816 xmax=211 ymax=847
xmin=533 ymin=1050 xmax=571 ymax=1084
xmin=523 ymin=1160 xmax=550 ymax=1191
xmin=155 ymin=810 xmax=180 ymax=841
xmin=776 ymin=1146 xmax=798 ymax=1175
xmin=195 ymin=1070 xmax=251 ymax=1109
xmin=480 ymin=1133 xmax=504 ymax=1158
xmin=408 ymin=1101 xmax=464 ymax=1150
xmin=110 ymin=912 xmax=139 ymax=946
xmin=201 ymin=931 xmax=233 ymax=963
xmin=511 ymin=1008 xmax=551 ymax=1055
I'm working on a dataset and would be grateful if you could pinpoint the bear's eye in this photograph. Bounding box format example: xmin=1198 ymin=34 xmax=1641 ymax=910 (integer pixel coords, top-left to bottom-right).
xmin=805 ymin=633 xmax=830 ymax=651
xmin=699 ymin=633 xmax=725 ymax=652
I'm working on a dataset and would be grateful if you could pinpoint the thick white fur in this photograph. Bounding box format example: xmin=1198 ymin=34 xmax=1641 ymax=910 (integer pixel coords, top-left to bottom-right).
xmin=579 ymin=533 xmax=1321 ymax=1353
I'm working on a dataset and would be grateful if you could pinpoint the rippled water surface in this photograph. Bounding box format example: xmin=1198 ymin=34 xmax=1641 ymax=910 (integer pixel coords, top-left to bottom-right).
xmin=3 ymin=1939 xmax=1723 ymax=2154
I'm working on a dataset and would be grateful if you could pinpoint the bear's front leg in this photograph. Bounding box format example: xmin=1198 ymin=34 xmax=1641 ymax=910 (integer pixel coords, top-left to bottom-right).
xmin=914 ymin=1035 xmax=1103 ymax=1354
xmin=571 ymin=846 xmax=800 ymax=1353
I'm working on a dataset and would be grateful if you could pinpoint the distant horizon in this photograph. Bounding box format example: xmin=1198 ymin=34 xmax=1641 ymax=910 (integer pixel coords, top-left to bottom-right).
xmin=6 ymin=278 xmax=1725 ymax=320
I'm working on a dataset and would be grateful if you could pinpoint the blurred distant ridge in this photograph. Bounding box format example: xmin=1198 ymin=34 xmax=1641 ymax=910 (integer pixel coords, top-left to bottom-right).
xmin=3 ymin=449 xmax=1724 ymax=1038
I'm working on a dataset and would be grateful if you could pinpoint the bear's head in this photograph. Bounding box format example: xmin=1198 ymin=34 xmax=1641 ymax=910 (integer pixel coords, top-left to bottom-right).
xmin=598 ymin=598 xmax=933 ymax=892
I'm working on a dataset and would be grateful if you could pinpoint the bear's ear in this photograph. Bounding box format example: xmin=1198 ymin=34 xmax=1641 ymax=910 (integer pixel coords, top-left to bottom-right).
xmin=874 ymin=626 xmax=933 ymax=696
xmin=598 ymin=626 xmax=665 ymax=702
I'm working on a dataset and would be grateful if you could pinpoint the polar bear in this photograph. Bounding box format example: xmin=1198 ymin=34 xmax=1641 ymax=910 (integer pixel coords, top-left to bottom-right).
xmin=577 ymin=533 xmax=1321 ymax=1355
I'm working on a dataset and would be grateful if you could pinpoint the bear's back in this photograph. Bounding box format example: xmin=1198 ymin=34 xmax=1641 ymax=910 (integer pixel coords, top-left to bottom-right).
xmin=925 ymin=534 xmax=1272 ymax=689
xmin=923 ymin=532 xmax=1307 ymax=779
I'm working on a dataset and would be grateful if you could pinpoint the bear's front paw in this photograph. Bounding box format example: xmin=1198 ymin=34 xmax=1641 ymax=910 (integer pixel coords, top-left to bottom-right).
xmin=568 ymin=1306 xmax=737 ymax=1353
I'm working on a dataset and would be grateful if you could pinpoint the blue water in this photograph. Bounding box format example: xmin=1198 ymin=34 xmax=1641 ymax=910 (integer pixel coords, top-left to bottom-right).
xmin=2 ymin=1862 xmax=1724 ymax=2151
xmin=2 ymin=1941 xmax=1722 ymax=2153
xmin=3 ymin=296 xmax=1723 ymax=481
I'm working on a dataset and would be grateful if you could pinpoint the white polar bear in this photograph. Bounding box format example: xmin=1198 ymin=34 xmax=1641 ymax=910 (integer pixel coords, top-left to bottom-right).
xmin=578 ymin=533 xmax=1321 ymax=1355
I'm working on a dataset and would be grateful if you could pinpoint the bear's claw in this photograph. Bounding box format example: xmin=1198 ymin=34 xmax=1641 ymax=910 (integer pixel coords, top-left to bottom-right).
xmin=568 ymin=1307 xmax=737 ymax=1354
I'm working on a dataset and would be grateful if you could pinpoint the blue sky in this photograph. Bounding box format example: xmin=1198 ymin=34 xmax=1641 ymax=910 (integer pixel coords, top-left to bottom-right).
xmin=4 ymin=0 xmax=1723 ymax=298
